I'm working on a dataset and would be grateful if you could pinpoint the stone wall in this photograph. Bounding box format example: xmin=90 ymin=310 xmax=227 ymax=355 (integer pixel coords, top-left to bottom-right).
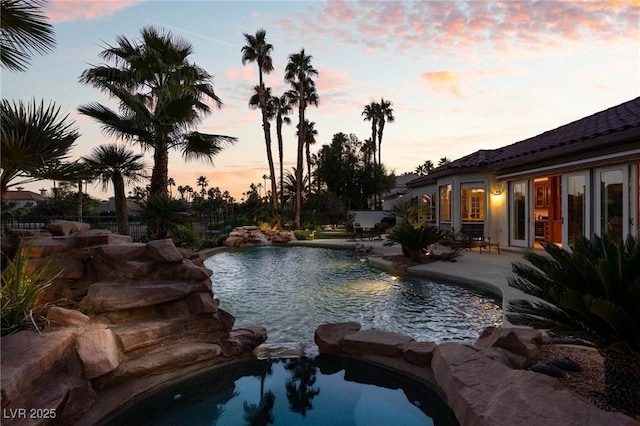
xmin=1 ymin=221 xmax=266 ymax=425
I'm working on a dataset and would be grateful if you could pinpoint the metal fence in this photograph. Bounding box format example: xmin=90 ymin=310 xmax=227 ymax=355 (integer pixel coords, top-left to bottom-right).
xmin=2 ymin=216 xmax=148 ymax=242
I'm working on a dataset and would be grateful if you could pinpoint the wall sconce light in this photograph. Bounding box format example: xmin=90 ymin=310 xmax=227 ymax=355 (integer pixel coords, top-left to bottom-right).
xmin=491 ymin=188 xmax=503 ymax=196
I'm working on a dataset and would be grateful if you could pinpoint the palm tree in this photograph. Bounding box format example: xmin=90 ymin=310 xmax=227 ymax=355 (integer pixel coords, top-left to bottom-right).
xmin=1 ymin=0 xmax=55 ymax=72
xmin=285 ymin=49 xmax=318 ymax=228
xmin=375 ymin=98 xmax=394 ymax=167
xmin=361 ymin=102 xmax=379 ymax=165
xmin=184 ymin=185 xmax=194 ymax=202
xmin=272 ymin=92 xmax=293 ymax=209
xmin=82 ymin=144 xmax=146 ymax=235
xmin=507 ymin=234 xmax=640 ymax=414
xmin=297 ymin=119 xmax=317 ymax=207
xmin=415 ymin=160 xmax=434 ymax=176
xmin=196 ymin=175 xmax=208 ymax=198
xmin=167 ymin=177 xmax=175 ymax=198
xmin=438 ymin=157 xmax=452 ymax=166
xmin=78 ymin=27 xmax=236 ymax=238
xmin=177 ymin=185 xmax=186 ymax=200
xmin=242 ymin=29 xmax=278 ymax=211
xmin=0 ymin=99 xmax=81 ymax=206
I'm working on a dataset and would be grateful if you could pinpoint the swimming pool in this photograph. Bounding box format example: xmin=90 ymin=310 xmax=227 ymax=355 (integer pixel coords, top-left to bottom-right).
xmin=108 ymin=355 xmax=459 ymax=426
xmin=204 ymin=246 xmax=502 ymax=346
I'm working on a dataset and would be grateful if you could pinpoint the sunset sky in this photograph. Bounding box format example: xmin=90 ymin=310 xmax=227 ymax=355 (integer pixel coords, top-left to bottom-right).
xmin=4 ymin=0 xmax=639 ymax=201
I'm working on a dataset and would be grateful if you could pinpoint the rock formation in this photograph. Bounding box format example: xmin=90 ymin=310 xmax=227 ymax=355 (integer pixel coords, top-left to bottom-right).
xmin=224 ymin=225 xmax=297 ymax=247
xmin=1 ymin=221 xmax=266 ymax=425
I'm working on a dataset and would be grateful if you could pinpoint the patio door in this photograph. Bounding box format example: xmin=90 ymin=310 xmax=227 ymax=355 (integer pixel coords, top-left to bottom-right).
xmin=595 ymin=166 xmax=629 ymax=240
xmin=562 ymin=172 xmax=590 ymax=247
xmin=509 ymin=180 xmax=530 ymax=247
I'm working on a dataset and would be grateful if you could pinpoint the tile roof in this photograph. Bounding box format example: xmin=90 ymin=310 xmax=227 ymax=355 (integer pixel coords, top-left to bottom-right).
xmin=408 ymin=97 xmax=640 ymax=187
xmin=5 ymin=190 xmax=43 ymax=201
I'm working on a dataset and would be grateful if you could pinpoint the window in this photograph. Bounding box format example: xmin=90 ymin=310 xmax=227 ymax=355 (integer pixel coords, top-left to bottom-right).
xmin=420 ymin=192 xmax=437 ymax=224
xmin=439 ymin=184 xmax=451 ymax=222
xmin=461 ymin=183 xmax=485 ymax=222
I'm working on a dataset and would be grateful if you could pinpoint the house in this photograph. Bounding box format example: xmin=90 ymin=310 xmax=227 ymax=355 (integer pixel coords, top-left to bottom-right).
xmin=4 ymin=188 xmax=47 ymax=209
xmin=397 ymin=97 xmax=640 ymax=249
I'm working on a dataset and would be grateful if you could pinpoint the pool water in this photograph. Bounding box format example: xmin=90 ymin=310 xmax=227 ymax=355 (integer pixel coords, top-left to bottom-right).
xmin=108 ymin=356 xmax=459 ymax=426
xmin=204 ymin=246 xmax=502 ymax=345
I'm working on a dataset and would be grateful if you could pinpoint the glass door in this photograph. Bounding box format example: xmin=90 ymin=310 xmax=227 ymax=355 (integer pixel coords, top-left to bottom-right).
xmin=595 ymin=167 xmax=629 ymax=240
xmin=510 ymin=180 xmax=529 ymax=247
xmin=562 ymin=172 xmax=589 ymax=247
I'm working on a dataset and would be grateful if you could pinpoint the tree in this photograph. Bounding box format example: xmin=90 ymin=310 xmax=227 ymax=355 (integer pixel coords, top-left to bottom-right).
xmin=285 ymin=49 xmax=318 ymax=229
xmin=78 ymin=26 xmax=236 ymax=238
xmin=82 ymin=144 xmax=146 ymax=235
xmin=167 ymin=177 xmax=175 ymax=198
xmin=415 ymin=160 xmax=434 ymax=176
xmin=507 ymin=235 xmax=640 ymax=415
xmin=298 ymin=119 xmax=317 ymax=207
xmin=361 ymin=102 xmax=379 ymax=165
xmin=385 ymin=222 xmax=443 ymax=262
xmin=196 ymin=175 xmax=208 ymax=198
xmin=242 ymin=29 xmax=278 ymax=211
xmin=375 ymin=98 xmax=394 ymax=167
xmin=438 ymin=157 xmax=452 ymax=166
xmin=272 ymin=92 xmax=293 ymax=210
xmin=1 ymin=0 xmax=55 ymax=72
xmin=177 ymin=185 xmax=187 ymax=200
xmin=1 ymin=99 xmax=81 ymax=206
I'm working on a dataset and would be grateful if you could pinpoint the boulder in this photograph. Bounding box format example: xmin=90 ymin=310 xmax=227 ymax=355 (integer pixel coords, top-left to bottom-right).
xmin=403 ymin=341 xmax=437 ymax=366
xmin=314 ymin=322 xmax=362 ymax=353
xmin=85 ymin=280 xmax=211 ymax=312
xmin=47 ymin=307 xmax=90 ymax=328
xmin=341 ymin=329 xmax=415 ymax=358
xmin=475 ymin=326 xmax=543 ymax=363
xmin=93 ymin=243 xmax=147 ymax=261
xmin=185 ymin=292 xmax=218 ymax=314
xmin=224 ymin=236 xmax=245 ymax=247
xmin=145 ymin=239 xmax=183 ymax=263
xmin=76 ymin=327 xmax=121 ymax=379
xmin=46 ymin=220 xmax=91 ymax=236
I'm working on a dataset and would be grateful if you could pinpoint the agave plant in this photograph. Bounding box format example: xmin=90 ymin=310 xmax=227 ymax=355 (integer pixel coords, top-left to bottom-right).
xmin=385 ymin=221 xmax=443 ymax=262
xmin=507 ymin=234 xmax=640 ymax=415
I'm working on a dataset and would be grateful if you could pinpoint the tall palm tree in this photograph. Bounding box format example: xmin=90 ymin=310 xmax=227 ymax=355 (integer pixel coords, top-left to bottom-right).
xmin=82 ymin=144 xmax=146 ymax=235
xmin=361 ymin=102 xmax=379 ymax=165
xmin=167 ymin=177 xmax=175 ymax=198
xmin=242 ymin=29 xmax=278 ymax=211
xmin=297 ymin=119 xmax=317 ymax=207
xmin=285 ymin=49 xmax=318 ymax=228
xmin=1 ymin=0 xmax=55 ymax=72
xmin=177 ymin=185 xmax=186 ymax=200
xmin=375 ymin=98 xmax=394 ymax=167
xmin=196 ymin=175 xmax=208 ymax=198
xmin=272 ymin=92 xmax=293 ymax=210
xmin=79 ymin=27 xmax=236 ymax=238
xmin=0 ymin=99 xmax=81 ymax=206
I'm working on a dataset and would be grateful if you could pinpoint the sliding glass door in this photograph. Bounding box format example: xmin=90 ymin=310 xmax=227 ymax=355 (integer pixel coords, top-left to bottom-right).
xmin=510 ymin=180 xmax=529 ymax=247
xmin=562 ymin=172 xmax=589 ymax=246
xmin=596 ymin=167 xmax=628 ymax=240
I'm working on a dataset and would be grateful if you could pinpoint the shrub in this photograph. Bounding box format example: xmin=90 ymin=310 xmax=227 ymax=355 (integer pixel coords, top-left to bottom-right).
xmin=1 ymin=241 xmax=61 ymax=336
xmin=384 ymin=222 xmax=443 ymax=262
xmin=507 ymin=234 xmax=640 ymax=415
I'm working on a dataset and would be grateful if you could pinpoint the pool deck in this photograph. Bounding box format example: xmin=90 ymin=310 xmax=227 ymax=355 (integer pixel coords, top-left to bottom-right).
xmin=291 ymin=238 xmax=540 ymax=323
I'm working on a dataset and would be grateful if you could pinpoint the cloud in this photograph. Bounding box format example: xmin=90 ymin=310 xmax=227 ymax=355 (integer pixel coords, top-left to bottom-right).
xmin=420 ymin=71 xmax=463 ymax=97
xmin=47 ymin=0 xmax=139 ymax=23
xmin=280 ymin=0 xmax=639 ymax=59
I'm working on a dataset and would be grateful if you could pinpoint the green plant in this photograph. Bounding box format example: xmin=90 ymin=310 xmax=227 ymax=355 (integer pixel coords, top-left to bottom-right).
xmin=169 ymin=225 xmax=201 ymax=249
xmin=1 ymin=241 xmax=60 ymax=336
xmin=384 ymin=222 xmax=443 ymax=262
xmin=140 ymin=194 xmax=189 ymax=240
xmin=507 ymin=234 xmax=640 ymax=415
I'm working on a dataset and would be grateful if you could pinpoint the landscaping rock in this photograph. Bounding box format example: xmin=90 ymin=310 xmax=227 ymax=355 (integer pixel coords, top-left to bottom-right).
xmin=475 ymin=326 xmax=543 ymax=362
xmin=76 ymin=327 xmax=121 ymax=379
xmin=47 ymin=306 xmax=90 ymax=327
xmin=146 ymin=239 xmax=183 ymax=263
xmin=46 ymin=220 xmax=91 ymax=236
xmin=314 ymin=322 xmax=362 ymax=353
xmin=341 ymin=329 xmax=415 ymax=357
xmin=403 ymin=341 xmax=437 ymax=366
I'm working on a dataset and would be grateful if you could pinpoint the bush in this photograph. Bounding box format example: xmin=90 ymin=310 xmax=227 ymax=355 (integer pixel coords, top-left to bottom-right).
xmin=1 ymin=241 xmax=61 ymax=336
xmin=384 ymin=222 xmax=443 ymax=262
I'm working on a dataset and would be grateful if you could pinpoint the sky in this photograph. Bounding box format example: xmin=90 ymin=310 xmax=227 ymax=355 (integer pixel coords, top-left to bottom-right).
xmin=3 ymin=0 xmax=639 ymax=202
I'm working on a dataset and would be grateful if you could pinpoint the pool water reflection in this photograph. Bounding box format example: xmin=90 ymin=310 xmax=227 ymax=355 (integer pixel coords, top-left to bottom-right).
xmin=204 ymin=246 xmax=502 ymax=345
xmin=108 ymin=356 xmax=459 ymax=426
